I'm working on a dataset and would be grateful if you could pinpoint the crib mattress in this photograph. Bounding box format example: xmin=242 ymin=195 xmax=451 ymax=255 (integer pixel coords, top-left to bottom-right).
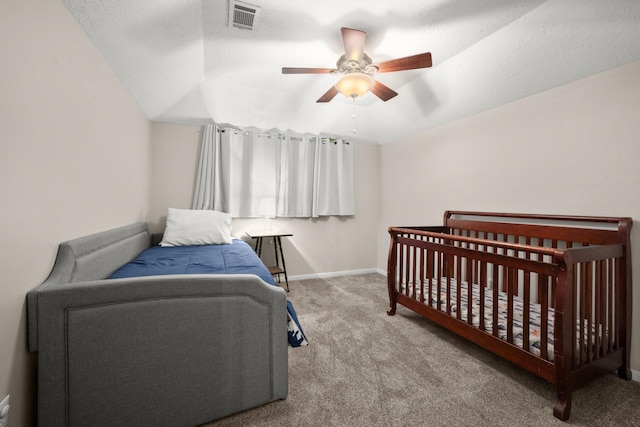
xmin=402 ymin=279 xmax=559 ymax=359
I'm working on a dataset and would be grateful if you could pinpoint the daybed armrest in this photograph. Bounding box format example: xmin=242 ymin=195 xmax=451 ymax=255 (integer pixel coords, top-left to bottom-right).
xmin=31 ymin=274 xmax=288 ymax=427
xmin=27 ymin=222 xmax=150 ymax=351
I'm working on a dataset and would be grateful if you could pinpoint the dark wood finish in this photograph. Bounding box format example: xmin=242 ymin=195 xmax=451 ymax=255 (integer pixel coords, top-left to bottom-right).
xmin=341 ymin=27 xmax=366 ymax=62
xmin=387 ymin=211 xmax=632 ymax=421
xmin=316 ymin=86 xmax=339 ymax=103
xmin=282 ymin=67 xmax=334 ymax=74
xmin=371 ymin=80 xmax=398 ymax=101
xmin=375 ymin=52 xmax=432 ymax=72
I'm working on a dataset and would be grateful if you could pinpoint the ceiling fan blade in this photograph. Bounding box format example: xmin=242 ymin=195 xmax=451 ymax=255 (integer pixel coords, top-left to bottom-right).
xmin=375 ymin=52 xmax=432 ymax=73
xmin=370 ymin=80 xmax=398 ymax=102
xmin=316 ymin=86 xmax=339 ymax=103
xmin=341 ymin=27 xmax=366 ymax=62
xmin=282 ymin=67 xmax=335 ymax=74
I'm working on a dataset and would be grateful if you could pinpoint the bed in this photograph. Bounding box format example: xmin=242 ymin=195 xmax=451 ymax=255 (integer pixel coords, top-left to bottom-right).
xmin=386 ymin=211 xmax=633 ymax=420
xmin=109 ymin=238 xmax=308 ymax=348
xmin=27 ymin=208 xmax=308 ymax=426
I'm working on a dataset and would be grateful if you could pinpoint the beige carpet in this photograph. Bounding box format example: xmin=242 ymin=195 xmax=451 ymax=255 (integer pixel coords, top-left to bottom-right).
xmin=204 ymin=273 xmax=640 ymax=427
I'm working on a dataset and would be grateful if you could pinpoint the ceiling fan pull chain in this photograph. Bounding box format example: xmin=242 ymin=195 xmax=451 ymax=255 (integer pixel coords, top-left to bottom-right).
xmin=352 ymin=97 xmax=357 ymax=135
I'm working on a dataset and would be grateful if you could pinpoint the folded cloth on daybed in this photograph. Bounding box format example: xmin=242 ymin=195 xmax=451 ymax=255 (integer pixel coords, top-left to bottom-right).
xmin=402 ymin=278 xmax=600 ymax=360
xmin=110 ymin=239 xmax=309 ymax=347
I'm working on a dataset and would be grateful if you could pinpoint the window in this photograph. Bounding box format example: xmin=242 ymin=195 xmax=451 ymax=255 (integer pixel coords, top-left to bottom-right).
xmin=192 ymin=124 xmax=355 ymax=218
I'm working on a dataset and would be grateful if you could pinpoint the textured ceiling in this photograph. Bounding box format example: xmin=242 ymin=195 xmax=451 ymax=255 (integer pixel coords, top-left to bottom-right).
xmin=63 ymin=0 xmax=640 ymax=144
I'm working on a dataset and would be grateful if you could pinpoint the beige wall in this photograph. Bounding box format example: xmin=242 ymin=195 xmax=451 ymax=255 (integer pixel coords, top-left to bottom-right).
xmin=379 ymin=60 xmax=640 ymax=374
xmin=150 ymin=123 xmax=381 ymax=278
xmin=150 ymin=123 xmax=202 ymax=231
xmin=0 ymin=0 xmax=152 ymax=425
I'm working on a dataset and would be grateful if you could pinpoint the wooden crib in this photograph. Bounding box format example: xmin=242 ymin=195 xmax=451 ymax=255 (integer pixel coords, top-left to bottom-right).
xmin=386 ymin=211 xmax=633 ymax=420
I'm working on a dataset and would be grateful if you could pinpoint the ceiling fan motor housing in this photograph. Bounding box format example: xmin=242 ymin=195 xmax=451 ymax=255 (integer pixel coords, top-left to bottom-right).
xmin=334 ymin=54 xmax=378 ymax=75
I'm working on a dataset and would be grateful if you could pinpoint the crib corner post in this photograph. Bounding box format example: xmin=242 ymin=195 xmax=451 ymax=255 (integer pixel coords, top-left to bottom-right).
xmin=553 ymin=354 xmax=572 ymax=420
xmin=553 ymin=393 xmax=571 ymax=421
xmin=553 ymin=329 xmax=573 ymax=421
xmin=553 ymin=253 xmax=574 ymax=421
xmin=618 ymin=366 xmax=632 ymax=381
xmin=618 ymin=218 xmax=633 ymax=380
xmin=387 ymin=227 xmax=398 ymax=316
xmin=553 ymin=347 xmax=573 ymax=421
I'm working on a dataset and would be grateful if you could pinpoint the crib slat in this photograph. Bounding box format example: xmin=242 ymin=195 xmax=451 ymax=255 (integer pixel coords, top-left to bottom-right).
xmin=606 ymin=259 xmax=613 ymax=353
xmin=536 ymin=251 xmax=545 ymax=309
xmin=427 ymin=246 xmax=434 ymax=306
xmin=578 ymin=263 xmax=586 ymax=366
xmin=492 ymin=265 xmax=499 ymax=338
xmin=420 ymin=246 xmax=425 ymax=303
xmin=456 ymin=255 xmax=462 ymax=320
xmin=479 ymin=261 xmax=486 ymax=332
xmin=411 ymin=242 xmax=417 ymax=299
xmin=523 ymin=269 xmax=531 ymax=354
xmin=594 ymin=260 xmax=603 ymax=359
xmin=446 ymin=253 xmax=453 ymax=315
xmin=471 ymin=241 xmax=478 ymax=285
xmin=399 ymin=241 xmax=405 ymax=294
xmin=613 ymin=257 xmax=620 ymax=350
xmin=540 ymin=274 xmax=549 ymax=360
xmin=403 ymin=238 xmax=408 ymax=295
xmin=572 ymin=268 xmax=579 ymax=369
xmin=601 ymin=259 xmax=608 ymax=356
xmin=467 ymin=259 xmax=476 ymax=325
xmin=577 ymin=265 xmax=583 ymax=366
xmin=586 ymin=261 xmax=593 ymax=363
xmin=506 ymin=267 xmax=514 ymax=344
xmin=436 ymin=250 xmax=442 ymax=311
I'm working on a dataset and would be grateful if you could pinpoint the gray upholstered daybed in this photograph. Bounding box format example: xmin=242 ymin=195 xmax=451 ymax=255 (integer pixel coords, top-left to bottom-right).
xmin=27 ymin=221 xmax=289 ymax=426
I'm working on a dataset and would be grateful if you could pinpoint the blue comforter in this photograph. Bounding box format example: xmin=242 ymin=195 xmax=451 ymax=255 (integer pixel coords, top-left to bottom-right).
xmin=109 ymin=239 xmax=308 ymax=347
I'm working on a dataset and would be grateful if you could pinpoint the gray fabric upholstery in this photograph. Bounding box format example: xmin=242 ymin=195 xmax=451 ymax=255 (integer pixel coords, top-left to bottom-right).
xmin=27 ymin=224 xmax=288 ymax=427
xmin=27 ymin=222 xmax=150 ymax=352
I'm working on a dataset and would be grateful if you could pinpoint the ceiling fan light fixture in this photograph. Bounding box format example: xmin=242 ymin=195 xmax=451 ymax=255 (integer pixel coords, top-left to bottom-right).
xmin=335 ymin=72 xmax=373 ymax=99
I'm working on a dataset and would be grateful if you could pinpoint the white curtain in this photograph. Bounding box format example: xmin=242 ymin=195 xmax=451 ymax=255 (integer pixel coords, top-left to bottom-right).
xmin=313 ymin=137 xmax=355 ymax=217
xmin=192 ymin=124 xmax=355 ymax=218
xmin=277 ymin=134 xmax=316 ymax=217
xmin=191 ymin=124 xmax=225 ymax=211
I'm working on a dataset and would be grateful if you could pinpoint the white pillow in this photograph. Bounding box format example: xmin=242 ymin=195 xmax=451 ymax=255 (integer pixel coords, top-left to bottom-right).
xmin=160 ymin=208 xmax=233 ymax=246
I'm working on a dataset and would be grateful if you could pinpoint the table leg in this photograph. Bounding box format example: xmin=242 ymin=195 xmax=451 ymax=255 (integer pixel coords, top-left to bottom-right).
xmin=254 ymin=237 xmax=263 ymax=257
xmin=275 ymin=236 xmax=289 ymax=292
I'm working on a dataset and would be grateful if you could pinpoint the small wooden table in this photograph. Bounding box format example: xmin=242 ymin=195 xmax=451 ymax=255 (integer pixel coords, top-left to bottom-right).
xmin=246 ymin=230 xmax=293 ymax=291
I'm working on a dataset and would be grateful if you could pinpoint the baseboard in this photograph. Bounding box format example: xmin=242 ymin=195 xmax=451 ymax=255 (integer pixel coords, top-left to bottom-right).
xmin=632 ymin=369 xmax=640 ymax=382
xmin=288 ymin=268 xmax=380 ymax=281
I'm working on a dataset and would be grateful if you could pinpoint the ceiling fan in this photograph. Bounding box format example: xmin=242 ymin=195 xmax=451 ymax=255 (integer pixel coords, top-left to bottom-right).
xmin=282 ymin=27 xmax=432 ymax=103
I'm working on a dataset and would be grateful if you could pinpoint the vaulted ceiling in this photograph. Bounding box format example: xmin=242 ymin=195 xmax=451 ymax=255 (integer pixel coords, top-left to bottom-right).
xmin=63 ymin=0 xmax=640 ymax=144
